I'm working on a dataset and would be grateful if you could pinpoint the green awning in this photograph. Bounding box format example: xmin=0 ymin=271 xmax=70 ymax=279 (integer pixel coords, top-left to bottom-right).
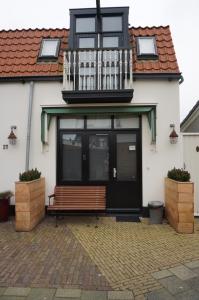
xmin=41 ymin=105 xmax=156 ymax=144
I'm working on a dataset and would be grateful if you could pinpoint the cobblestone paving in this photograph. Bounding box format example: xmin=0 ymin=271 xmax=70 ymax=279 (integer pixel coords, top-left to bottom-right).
xmin=68 ymin=217 xmax=199 ymax=296
xmin=1 ymin=217 xmax=199 ymax=299
xmin=0 ymin=218 xmax=110 ymax=290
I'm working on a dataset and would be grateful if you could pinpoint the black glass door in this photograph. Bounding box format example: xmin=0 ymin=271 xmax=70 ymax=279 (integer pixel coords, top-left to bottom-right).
xmin=107 ymin=131 xmax=142 ymax=212
xmin=58 ymin=130 xmax=141 ymax=212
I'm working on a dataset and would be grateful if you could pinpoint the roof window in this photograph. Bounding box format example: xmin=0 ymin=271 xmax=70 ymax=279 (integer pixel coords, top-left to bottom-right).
xmin=137 ymin=37 xmax=157 ymax=58
xmin=39 ymin=39 xmax=60 ymax=58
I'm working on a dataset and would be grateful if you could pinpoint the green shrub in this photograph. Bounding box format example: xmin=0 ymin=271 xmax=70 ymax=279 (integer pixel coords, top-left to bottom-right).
xmin=19 ymin=168 xmax=41 ymax=182
xmin=167 ymin=167 xmax=190 ymax=182
xmin=0 ymin=191 xmax=13 ymax=200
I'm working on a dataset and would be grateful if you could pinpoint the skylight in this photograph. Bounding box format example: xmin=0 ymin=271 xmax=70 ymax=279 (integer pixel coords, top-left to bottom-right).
xmin=137 ymin=37 xmax=157 ymax=57
xmin=39 ymin=39 xmax=60 ymax=58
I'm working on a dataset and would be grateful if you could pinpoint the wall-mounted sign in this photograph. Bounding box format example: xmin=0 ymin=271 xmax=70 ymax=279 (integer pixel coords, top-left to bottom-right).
xmin=129 ymin=145 xmax=136 ymax=151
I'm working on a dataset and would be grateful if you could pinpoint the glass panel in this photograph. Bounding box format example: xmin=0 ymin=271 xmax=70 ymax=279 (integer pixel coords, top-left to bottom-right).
xmin=76 ymin=17 xmax=95 ymax=33
xmin=102 ymin=16 xmax=122 ymax=32
xmin=41 ymin=39 xmax=59 ymax=56
xmin=114 ymin=116 xmax=139 ymax=129
xmin=60 ymin=117 xmax=84 ymax=129
xmin=62 ymin=134 xmax=82 ymax=181
xmin=117 ymin=134 xmax=137 ymax=181
xmin=87 ymin=115 xmax=111 ymax=129
xmin=79 ymin=37 xmax=95 ymax=48
xmin=138 ymin=37 xmax=156 ymax=55
xmin=89 ymin=135 xmax=109 ymax=180
xmin=103 ymin=37 xmax=119 ymax=48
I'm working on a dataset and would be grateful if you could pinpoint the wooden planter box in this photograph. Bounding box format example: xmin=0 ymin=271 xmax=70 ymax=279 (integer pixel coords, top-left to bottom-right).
xmin=165 ymin=178 xmax=194 ymax=233
xmin=15 ymin=177 xmax=45 ymax=231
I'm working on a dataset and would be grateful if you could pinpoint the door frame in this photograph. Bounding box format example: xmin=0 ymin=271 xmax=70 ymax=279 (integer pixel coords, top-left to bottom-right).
xmin=56 ymin=115 xmax=143 ymax=211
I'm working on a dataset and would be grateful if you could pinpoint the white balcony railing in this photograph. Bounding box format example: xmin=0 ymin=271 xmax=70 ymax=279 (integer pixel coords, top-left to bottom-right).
xmin=63 ymin=48 xmax=133 ymax=91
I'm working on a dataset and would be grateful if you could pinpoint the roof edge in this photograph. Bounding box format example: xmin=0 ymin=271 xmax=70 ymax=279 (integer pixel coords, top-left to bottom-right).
xmin=0 ymin=75 xmax=63 ymax=82
xmin=181 ymin=100 xmax=199 ymax=129
xmin=0 ymin=28 xmax=69 ymax=33
xmin=133 ymin=73 xmax=182 ymax=81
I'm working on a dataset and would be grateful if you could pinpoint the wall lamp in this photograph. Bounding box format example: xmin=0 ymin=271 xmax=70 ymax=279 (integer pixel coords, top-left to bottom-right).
xmin=8 ymin=126 xmax=17 ymax=145
xmin=169 ymin=124 xmax=178 ymax=144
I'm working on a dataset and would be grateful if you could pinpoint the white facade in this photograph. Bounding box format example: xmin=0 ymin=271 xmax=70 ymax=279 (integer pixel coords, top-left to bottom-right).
xmin=182 ymin=134 xmax=199 ymax=215
xmin=0 ymin=79 xmax=182 ymax=207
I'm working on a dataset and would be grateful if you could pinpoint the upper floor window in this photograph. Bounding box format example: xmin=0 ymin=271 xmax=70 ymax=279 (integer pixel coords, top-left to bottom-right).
xmin=76 ymin=17 xmax=96 ymax=33
xmin=137 ymin=37 xmax=157 ymax=58
xmin=39 ymin=39 xmax=60 ymax=58
xmin=102 ymin=16 xmax=122 ymax=32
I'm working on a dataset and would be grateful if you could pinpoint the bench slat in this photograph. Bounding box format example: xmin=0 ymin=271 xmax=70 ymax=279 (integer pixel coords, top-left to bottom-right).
xmin=48 ymin=186 xmax=106 ymax=211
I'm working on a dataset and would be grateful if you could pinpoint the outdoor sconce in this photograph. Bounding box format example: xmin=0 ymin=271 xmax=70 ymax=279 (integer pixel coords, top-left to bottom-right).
xmin=169 ymin=124 xmax=178 ymax=144
xmin=8 ymin=126 xmax=17 ymax=145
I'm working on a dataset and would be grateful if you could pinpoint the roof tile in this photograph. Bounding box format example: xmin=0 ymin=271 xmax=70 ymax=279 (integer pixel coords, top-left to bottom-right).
xmin=0 ymin=26 xmax=180 ymax=78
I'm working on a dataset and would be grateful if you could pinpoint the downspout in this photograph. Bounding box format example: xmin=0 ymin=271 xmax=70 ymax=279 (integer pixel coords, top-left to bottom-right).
xmin=25 ymin=81 xmax=34 ymax=171
xmin=179 ymin=74 xmax=184 ymax=85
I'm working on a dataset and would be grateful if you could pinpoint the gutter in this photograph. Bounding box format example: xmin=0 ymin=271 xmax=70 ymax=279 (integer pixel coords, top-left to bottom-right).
xmin=25 ymin=81 xmax=34 ymax=171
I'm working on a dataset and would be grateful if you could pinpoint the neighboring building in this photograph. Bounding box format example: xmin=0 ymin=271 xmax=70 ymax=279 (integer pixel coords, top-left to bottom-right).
xmin=181 ymin=100 xmax=199 ymax=215
xmin=0 ymin=4 xmax=183 ymax=215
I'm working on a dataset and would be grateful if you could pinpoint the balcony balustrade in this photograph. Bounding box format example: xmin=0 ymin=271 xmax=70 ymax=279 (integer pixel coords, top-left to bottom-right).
xmin=62 ymin=48 xmax=133 ymax=103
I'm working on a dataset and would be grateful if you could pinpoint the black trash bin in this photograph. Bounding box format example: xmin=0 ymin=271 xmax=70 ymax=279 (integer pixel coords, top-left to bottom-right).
xmin=148 ymin=201 xmax=164 ymax=224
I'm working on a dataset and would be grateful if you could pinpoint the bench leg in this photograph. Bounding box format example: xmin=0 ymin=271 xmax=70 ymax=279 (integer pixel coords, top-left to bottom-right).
xmin=55 ymin=215 xmax=58 ymax=227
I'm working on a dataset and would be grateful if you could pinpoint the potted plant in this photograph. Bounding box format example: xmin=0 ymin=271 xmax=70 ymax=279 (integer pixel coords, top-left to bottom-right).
xmin=15 ymin=168 xmax=45 ymax=231
xmin=0 ymin=191 xmax=13 ymax=222
xmin=165 ymin=167 xmax=194 ymax=233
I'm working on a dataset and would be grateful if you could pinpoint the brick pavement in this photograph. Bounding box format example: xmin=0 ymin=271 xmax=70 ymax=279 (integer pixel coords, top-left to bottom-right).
xmin=0 ymin=218 xmax=110 ymax=290
xmin=0 ymin=217 xmax=199 ymax=299
xmin=68 ymin=217 xmax=199 ymax=296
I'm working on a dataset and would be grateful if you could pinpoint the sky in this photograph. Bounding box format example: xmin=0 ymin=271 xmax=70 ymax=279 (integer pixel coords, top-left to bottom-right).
xmin=0 ymin=0 xmax=198 ymax=121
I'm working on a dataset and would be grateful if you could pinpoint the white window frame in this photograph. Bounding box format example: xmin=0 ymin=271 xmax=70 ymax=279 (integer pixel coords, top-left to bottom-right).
xmin=137 ymin=37 xmax=157 ymax=57
xmin=39 ymin=38 xmax=60 ymax=58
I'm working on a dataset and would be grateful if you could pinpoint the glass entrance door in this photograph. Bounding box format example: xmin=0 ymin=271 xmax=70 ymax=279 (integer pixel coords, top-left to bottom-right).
xmin=89 ymin=134 xmax=109 ymax=181
xmin=58 ymin=129 xmax=141 ymax=212
xmin=107 ymin=131 xmax=141 ymax=212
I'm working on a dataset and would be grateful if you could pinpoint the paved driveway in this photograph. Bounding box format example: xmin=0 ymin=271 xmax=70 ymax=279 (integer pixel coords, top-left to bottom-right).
xmin=0 ymin=217 xmax=199 ymax=299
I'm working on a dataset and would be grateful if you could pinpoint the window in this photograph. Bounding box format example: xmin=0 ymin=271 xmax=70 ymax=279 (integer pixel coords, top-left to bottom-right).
xmin=102 ymin=16 xmax=122 ymax=32
xmin=103 ymin=37 xmax=119 ymax=48
xmin=87 ymin=115 xmax=111 ymax=129
xmin=39 ymin=39 xmax=60 ymax=58
xmin=114 ymin=116 xmax=139 ymax=129
xmin=76 ymin=17 xmax=95 ymax=33
xmin=79 ymin=37 xmax=95 ymax=48
xmin=59 ymin=117 xmax=84 ymax=129
xmin=137 ymin=37 xmax=157 ymax=57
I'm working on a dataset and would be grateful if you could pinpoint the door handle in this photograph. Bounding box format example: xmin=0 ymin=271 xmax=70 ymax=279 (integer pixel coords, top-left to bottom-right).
xmin=113 ymin=167 xmax=117 ymax=178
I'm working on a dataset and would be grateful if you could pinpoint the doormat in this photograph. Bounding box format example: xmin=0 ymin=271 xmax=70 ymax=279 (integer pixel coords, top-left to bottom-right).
xmin=116 ymin=216 xmax=140 ymax=222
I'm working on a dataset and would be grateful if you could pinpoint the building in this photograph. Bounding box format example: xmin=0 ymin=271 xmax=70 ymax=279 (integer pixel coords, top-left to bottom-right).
xmin=0 ymin=3 xmax=183 ymax=215
xmin=181 ymin=100 xmax=199 ymax=215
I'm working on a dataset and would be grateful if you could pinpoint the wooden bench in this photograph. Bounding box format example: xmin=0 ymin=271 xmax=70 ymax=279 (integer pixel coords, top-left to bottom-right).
xmin=47 ymin=186 xmax=106 ymax=225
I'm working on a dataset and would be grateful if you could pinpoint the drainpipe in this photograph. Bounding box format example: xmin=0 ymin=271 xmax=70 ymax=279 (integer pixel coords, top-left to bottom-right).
xmin=25 ymin=81 xmax=34 ymax=171
xmin=179 ymin=75 xmax=184 ymax=85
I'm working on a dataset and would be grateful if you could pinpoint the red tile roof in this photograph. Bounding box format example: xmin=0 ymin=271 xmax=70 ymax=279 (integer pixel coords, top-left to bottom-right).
xmin=130 ymin=26 xmax=180 ymax=74
xmin=0 ymin=26 xmax=180 ymax=78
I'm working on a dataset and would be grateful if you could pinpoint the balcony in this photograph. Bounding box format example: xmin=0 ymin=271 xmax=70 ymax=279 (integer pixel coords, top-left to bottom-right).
xmin=62 ymin=48 xmax=134 ymax=104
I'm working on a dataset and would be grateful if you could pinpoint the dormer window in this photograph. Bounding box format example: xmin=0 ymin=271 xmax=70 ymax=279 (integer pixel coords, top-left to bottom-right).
xmin=39 ymin=39 xmax=60 ymax=58
xmin=102 ymin=16 xmax=122 ymax=32
xmin=76 ymin=17 xmax=95 ymax=33
xmin=137 ymin=37 xmax=157 ymax=58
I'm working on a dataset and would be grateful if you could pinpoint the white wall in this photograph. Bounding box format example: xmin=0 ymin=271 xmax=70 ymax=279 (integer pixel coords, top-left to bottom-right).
xmin=0 ymin=81 xmax=63 ymax=204
xmin=133 ymin=80 xmax=183 ymax=206
xmin=183 ymin=134 xmax=199 ymax=215
xmin=0 ymin=79 xmax=182 ymax=207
